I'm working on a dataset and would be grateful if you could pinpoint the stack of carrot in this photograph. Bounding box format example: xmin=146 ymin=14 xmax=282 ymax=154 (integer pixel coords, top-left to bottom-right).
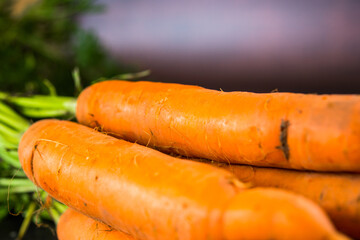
xmin=18 ymin=80 xmax=360 ymax=239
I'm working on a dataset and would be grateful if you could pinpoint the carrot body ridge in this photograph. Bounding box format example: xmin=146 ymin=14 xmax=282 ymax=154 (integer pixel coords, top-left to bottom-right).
xmin=19 ymin=120 xmax=343 ymax=240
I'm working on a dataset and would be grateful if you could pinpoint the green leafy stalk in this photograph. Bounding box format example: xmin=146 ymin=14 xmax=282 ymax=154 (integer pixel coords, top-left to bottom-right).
xmin=0 ymin=0 xmax=130 ymax=237
xmin=0 ymin=185 xmax=36 ymax=195
xmin=0 ymin=125 xmax=21 ymax=146
xmin=0 ymin=102 xmax=29 ymax=131
xmin=20 ymin=108 xmax=73 ymax=118
xmin=53 ymin=201 xmax=68 ymax=214
xmin=17 ymin=202 xmax=36 ymax=240
xmin=0 ymin=94 xmax=77 ymax=119
xmin=0 ymin=113 xmax=29 ymax=132
xmin=93 ymin=69 xmax=151 ymax=84
xmin=0 ymin=150 xmax=22 ymax=169
xmin=0 ymin=178 xmax=33 ymax=187
xmin=47 ymin=206 xmax=60 ymax=224
xmin=73 ymin=67 xmax=83 ymax=96
xmin=0 ymin=100 xmax=68 ymax=237
xmin=0 ymin=94 xmax=71 ymax=234
xmin=0 ymin=136 xmax=18 ymax=149
xmin=2 ymin=95 xmax=76 ymax=109
xmin=42 ymin=79 xmax=57 ymax=96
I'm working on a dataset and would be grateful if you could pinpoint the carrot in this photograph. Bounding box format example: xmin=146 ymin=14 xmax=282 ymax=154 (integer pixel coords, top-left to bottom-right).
xmin=19 ymin=119 xmax=346 ymax=240
xmin=76 ymin=80 xmax=360 ymax=172
xmin=218 ymin=163 xmax=360 ymax=239
xmin=58 ymin=208 xmax=135 ymax=240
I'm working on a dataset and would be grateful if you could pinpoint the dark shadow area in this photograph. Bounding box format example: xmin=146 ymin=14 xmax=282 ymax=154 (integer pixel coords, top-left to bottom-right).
xmin=0 ymin=215 xmax=56 ymax=240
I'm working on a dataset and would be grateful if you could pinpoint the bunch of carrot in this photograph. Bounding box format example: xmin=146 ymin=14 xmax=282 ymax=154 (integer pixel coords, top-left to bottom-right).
xmin=10 ymin=80 xmax=360 ymax=239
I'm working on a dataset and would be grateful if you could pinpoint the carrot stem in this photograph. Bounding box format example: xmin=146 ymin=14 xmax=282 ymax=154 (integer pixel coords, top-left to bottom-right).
xmin=8 ymin=97 xmax=75 ymax=109
xmin=0 ymin=123 xmax=21 ymax=139
xmin=0 ymin=148 xmax=22 ymax=168
xmin=0 ymin=178 xmax=33 ymax=187
xmin=17 ymin=201 xmax=36 ymax=240
xmin=0 ymin=101 xmax=21 ymax=118
xmin=53 ymin=201 xmax=67 ymax=214
xmin=0 ymin=112 xmax=28 ymax=131
xmin=0 ymin=185 xmax=36 ymax=194
xmin=0 ymin=93 xmax=77 ymax=118
xmin=20 ymin=108 xmax=72 ymax=118
xmin=0 ymin=134 xmax=18 ymax=149
xmin=43 ymin=79 xmax=57 ymax=96
xmin=6 ymin=150 xmax=19 ymax=159
xmin=72 ymin=67 xmax=82 ymax=96
xmin=0 ymin=102 xmax=29 ymax=131
xmin=47 ymin=206 xmax=60 ymax=224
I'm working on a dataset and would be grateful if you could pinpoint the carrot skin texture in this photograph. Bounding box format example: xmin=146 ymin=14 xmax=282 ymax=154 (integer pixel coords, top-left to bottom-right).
xmin=19 ymin=120 xmax=344 ymax=240
xmin=223 ymin=189 xmax=349 ymax=240
xmin=221 ymin=164 xmax=360 ymax=239
xmin=76 ymin=80 xmax=360 ymax=172
xmin=19 ymin=121 xmax=242 ymax=240
xmin=57 ymin=207 xmax=347 ymax=240
xmin=57 ymin=209 xmax=135 ymax=240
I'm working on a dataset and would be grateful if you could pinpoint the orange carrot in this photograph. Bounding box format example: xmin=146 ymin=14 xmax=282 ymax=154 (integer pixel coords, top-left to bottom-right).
xmin=19 ymin=120 xmax=345 ymax=240
xmin=58 ymin=208 xmax=135 ymax=240
xmin=76 ymin=80 xmax=360 ymax=172
xmin=218 ymin=163 xmax=360 ymax=239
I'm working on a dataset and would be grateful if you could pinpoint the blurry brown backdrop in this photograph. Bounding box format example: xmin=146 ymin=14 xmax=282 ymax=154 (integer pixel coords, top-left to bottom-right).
xmin=81 ymin=0 xmax=360 ymax=93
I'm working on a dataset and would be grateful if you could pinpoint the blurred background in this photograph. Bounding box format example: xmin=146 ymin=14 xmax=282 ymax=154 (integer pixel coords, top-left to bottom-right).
xmin=82 ymin=0 xmax=360 ymax=93
xmin=1 ymin=0 xmax=360 ymax=96
xmin=1 ymin=0 xmax=360 ymax=239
